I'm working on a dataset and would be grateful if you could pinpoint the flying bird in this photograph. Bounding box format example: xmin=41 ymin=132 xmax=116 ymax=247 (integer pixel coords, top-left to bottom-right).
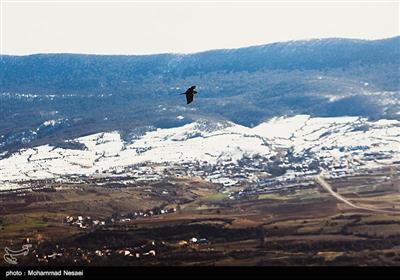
xmin=181 ymin=86 xmax=198 ymax=104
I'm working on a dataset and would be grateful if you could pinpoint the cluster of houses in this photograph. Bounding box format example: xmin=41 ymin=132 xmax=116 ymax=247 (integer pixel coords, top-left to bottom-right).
xmin=229 ymin=150 xmax=379 ymax=199
xmin=103 ymin=241 xmax=158 ymax=259
xmin=64 ymin=207 xmax=177 ymax=229
xmin=30 ymin=236 xmax=210 ymax=264
xmin=159 ymin=159 xmax=267 ymax=187
xmin=7 ymin=140 xmax=391 ymax=202
xmin=84 ymin=148 xmax=376 ymax=195
xmin=32 ymin=241 xmax=159 ymax=264
xmin=64 ymin=215 xmax=105 ymax=229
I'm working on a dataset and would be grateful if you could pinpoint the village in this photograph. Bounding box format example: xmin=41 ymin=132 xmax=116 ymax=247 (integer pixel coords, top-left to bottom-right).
xmin=25 ymin=235 xmax=210 ymax=265
xmin=17 ymin=207 xmax=218 ymax=265
xmin=1 ymin=141 xmax=392 ymax=203
xmin=63 ymin=206 xmax=177 ymax=230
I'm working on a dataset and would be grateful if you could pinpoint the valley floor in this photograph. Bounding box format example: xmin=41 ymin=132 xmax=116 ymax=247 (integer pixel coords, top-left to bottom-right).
xmin=1 ymin=166 xmax=399 ymax=266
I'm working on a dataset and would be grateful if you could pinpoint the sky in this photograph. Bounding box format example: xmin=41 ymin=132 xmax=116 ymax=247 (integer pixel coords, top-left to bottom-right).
xmin=1 ymin=0 xmax=399 ymax=55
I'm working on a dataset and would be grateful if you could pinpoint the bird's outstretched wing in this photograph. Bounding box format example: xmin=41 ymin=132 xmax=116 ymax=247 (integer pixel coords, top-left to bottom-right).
xmin=186 ymin=93 xmax=194 ymax=104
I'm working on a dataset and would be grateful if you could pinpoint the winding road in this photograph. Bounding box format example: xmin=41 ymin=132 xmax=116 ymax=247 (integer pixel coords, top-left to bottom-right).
xmin=315 ymin=172 xmax=399 ymax=214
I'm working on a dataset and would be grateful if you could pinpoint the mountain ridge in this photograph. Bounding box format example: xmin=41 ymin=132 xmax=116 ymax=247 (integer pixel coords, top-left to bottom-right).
xmin=2 ymin=36 xmax=397 ymax=56
xmin=1 ymin=37 xmax=399 ymax=153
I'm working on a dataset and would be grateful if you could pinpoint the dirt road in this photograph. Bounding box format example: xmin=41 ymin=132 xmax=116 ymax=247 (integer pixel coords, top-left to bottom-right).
xmin=315 ymin=173 xmax=399 ymax=214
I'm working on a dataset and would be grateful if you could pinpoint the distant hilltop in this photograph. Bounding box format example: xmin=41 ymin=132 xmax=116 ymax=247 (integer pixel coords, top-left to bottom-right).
xmin=1 ymin=36 xmax=399 ymax=94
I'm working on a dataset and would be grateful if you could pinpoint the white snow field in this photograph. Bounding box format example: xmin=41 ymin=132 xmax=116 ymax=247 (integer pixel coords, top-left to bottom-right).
xmin=0 ymin=115 xmax=399 ymax=185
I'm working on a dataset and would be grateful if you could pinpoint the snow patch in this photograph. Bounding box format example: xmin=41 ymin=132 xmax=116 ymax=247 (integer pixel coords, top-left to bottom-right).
xmin=0 ymin=115 xmax=399 ymax=185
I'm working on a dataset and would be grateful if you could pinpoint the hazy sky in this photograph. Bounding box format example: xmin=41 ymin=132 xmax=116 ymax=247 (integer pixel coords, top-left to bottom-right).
xmin=1 ymin=0 xmax=399 ymax=55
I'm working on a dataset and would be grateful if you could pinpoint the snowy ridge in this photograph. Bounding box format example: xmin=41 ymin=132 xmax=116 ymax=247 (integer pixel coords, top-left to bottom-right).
xmin=0 ymin=115 xmax=399 ymax=185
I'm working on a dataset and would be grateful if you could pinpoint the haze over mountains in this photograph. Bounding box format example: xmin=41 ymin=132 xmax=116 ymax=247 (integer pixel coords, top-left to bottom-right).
xmin=0 ymin=36 xmax=399 ymax=155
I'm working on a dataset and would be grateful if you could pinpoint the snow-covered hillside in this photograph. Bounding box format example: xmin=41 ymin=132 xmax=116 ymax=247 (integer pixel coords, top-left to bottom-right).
xmin=0 ymin=115 xmax=399 ymax=185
